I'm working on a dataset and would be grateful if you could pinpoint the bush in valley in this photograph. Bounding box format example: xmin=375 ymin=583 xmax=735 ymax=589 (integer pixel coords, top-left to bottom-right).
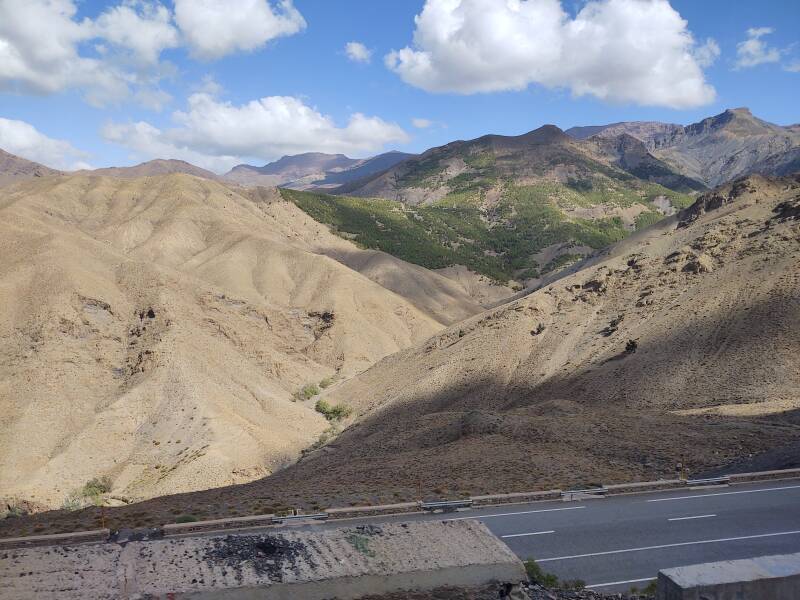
xmin=314 ymin=399 xmax=352 ymax=421
xmin=293 ymin=383 xmax=321 ymax=401
xmin=175 ymin=514 xmax=198 ymax=523
xmin=61 ymin=491 xmax=85 ymax=511
xmin=81 ymin=476 xmax=112 ymax=499
xmin=319 ymin=377 xmax=334 ymax=389
xmin=1 ymin=502 xmax=29 ymax=519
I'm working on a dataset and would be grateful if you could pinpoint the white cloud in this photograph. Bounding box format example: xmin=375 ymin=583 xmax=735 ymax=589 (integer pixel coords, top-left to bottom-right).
xmin=174 ymin=0 xmax=306 ymax=60
xmin=93 ymin=1 xmax=180 ymax=66
xmin=345 ymin=41 xmax=372 ymax=63
xmin=693 ymin=38 xmax=721 ymax=68
xmin=385 ymin=0 xmax=717 ymax=109
xmin=102 ymin=94 xmax=409 ymax=172
xmin=0 ymin=117 xmax=90 ymax=170
xmin=412 ymin=118 xmax=434 ymax=128
xmin=0 ymin=0 xmax=178 ymax=106
xmin=735 ymin=27 xmax=781 ymax=69
xmin=0 ymin=0 xmax=306 ymax=107
xmin=785 ymin=61 xmax=800 ymax=73
xmin=0 ymin=0 xmax=125 ymax=103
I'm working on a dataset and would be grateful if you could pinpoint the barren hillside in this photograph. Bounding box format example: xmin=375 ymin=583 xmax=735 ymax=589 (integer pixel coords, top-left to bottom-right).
xmin=6 ymin=173 xmax=798 ymax=538
xmin=0 ymin=148 xmax=62 ymax=188
xmin=0 ymin=173 xmax=487 ymax=510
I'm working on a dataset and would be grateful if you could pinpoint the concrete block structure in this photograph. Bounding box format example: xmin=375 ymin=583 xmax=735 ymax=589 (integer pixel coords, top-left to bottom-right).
xmin=0 ymin=520 xmax=526 ymax=599
xmin=657 ymin=551 xmax=800 ymax=600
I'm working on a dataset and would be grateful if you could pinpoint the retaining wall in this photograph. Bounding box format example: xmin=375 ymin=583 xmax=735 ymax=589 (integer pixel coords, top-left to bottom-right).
xmin=0 ymin=520 xmax=526 ymax=600
xmin=657 ymin=551 xmax=800 ymax=600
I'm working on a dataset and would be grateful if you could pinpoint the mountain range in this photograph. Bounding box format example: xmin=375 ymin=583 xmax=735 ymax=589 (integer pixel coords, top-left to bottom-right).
xmin=223 ymin=151 xmax=415 ymax=190
xmin=0 ymin=105 xmax=799 ymax=525
xmin=5 ymin=170 xmax=798 ymax=536
xmin=0 ymin=172 xmax=498 ymax=510
xmin=566 ymin=108 xmax=800 ymax=187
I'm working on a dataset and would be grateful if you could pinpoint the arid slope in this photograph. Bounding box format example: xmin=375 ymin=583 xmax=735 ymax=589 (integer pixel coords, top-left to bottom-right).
xmin=3 ymin=174 xmax=800 ymax=537
xmin=0 ymin=173 xmax=484 ymax=510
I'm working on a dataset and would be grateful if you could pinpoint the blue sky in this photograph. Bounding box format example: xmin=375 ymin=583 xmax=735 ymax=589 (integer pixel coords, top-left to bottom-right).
xmin=0 ymin=0 xmax=797 ymax=173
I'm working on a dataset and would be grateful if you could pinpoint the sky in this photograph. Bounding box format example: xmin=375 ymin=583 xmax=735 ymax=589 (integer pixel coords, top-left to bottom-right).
xmin=0 ymin=0 xmax=798 ymax=173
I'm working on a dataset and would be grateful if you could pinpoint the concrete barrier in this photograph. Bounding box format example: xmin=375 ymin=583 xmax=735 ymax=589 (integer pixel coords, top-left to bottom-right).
xmin=0 ymin=528 xmax=109 ymax=549
xmin=729 ymin=467 xmax=800 ymax=484
xmin=657 ymin=551 xmax=800 ymax=599
xmin=471 ymin=489 xmax=562 ymax=506
xmin=162 ymin=513 xmax=278 ymax=536
xmin=605 ymin=479 xmax=686 ymax=495
xmin=0 ymin=520 xmax=527 ymax=599
xmin=325 ymin=501 xmax=420 ymax=520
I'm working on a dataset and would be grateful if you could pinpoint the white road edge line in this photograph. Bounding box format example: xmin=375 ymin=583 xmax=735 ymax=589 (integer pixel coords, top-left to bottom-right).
xmin=501 ymin=530 xmax=555 ymax=539
xmin=444 ymin=506 xmax=585 ymax=521
xmin=537 ymin=529 xmax=800 ymax=562
xmin=668 ymin=514 xmax=716 ymax=521
xmin=647 ymin=484 xmax=800 ymax=502
xmin=586 ymin=577 xmax=655 ymax=589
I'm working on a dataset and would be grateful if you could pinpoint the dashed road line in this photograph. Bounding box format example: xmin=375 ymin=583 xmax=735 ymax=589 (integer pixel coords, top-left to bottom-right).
xmin=647 ymin=484 xmax=800 ymax=503
xmin=586 ymin=577 xmax=655 ymax=589
xmin=668 ymin=514 xmax=716 ymax=521
xmin=444 ymin=506 xmax=585 ymax=521
xmin=501 ymin=530 xmax=555 ymax=539
xmin=537 ymin=529 xmax=800 ymax=562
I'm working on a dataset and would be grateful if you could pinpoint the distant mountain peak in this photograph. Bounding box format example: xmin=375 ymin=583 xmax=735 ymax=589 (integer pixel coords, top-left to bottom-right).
xmin=523 ymin=124 xmax=570 ymax=143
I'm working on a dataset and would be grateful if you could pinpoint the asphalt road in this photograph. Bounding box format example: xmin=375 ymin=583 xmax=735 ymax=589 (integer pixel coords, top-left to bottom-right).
xmin=280 ymin=480 xmax=800 ymax=594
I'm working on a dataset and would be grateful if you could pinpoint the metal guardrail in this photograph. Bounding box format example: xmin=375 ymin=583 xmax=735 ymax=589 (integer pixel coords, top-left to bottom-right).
xmin=419 ymin=499 xmax=473 ymax=512
xmin=271 ymin=513 xmax=329 ymax=524
xmin=561 ymin=487 xmax=608 ymax=499
xmin=6 ymin=468 xmax=800 ymax=548
xmin=686 ymin=476 xmax=730 ymax=486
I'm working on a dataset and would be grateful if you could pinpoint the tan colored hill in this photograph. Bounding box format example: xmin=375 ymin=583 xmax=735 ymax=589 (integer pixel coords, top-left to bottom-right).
xmin=86 ymin=159 xmax=219 ymax=180
xmin=4 ymin=173 xmax=800 ymax=537
xmin=0 ymin=173 xmax=488 ymax=511
xmin=0 ymin=148 xmax=62 ymax=188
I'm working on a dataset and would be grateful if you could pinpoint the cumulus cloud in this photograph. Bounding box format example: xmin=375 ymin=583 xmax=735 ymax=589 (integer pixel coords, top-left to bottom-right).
xmin=344 ymin=41 xmax=372 ymax=63
xmin=0 ymin=0 xmax=180 ymax=106
xmin=693 ymin=38 xmax=721 ymax=68
xmin=0 ymin=117 xmax=90 ymax=170
xmin=174 ymin=0 xmax=306 ymax=60
xmin=385 ymin=0 xmax=717 ymax=108
xmin=102 ymin=94 xmax=409 ymax=172
xmin=412 ymin=118 xmax=434 ymax=128
xmin=0 ymin=0 xmax=306 ymax=106
xmin=93 ymin=1 xmax=179 ymax=66
xmin=735 ymin=27 xmax=781 ymax=69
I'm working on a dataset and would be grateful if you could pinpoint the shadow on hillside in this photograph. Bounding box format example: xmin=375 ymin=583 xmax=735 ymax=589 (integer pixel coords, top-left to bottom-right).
xmin=3 ymin=289 xmax=799 ymax=536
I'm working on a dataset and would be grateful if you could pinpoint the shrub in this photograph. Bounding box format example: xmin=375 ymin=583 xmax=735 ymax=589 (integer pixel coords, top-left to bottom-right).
xmin=81 ymin=476 xmax=112 ymax=500
xmin=299 ymin=383 xmax=319 ymax=400
xmin=315 ymin=399 xmax=352 ymax=422
xmin=1 ymin=503 xmax=28 ymax=519
xmin=523 ymin=559 xmax=559 ymax=588
xmin=61 ymin=492 xmax=84 ymax=511
xmin=319 ymin=377 xmax=335 ymax=389
xmin=175 ymin=514 xmax=198 ymax=523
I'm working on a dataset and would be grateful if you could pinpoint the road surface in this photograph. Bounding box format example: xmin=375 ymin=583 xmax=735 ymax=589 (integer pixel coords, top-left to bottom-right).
xmin=277 ymin=480 xmax=800 ymax=594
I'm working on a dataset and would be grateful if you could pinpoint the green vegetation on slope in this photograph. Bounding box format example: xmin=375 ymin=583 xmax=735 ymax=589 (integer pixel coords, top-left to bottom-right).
xmin=281 ymin=180 xmax=690 ymax=283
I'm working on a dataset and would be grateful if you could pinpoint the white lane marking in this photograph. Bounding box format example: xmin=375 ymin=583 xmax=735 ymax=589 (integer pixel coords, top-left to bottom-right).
xmin=501 ymin=530 xmax=555 ymax=539
xmin=444 ymin=506 xmax=585 ymax=521
xmin=537 ymin=529 xmax=800 ymax=562
xmin=647 ymin=484 xmax=800 ymax=503
xmin=668 ymin=514 xmax=716 ymax=522
xmin=586 ymin=577 xmax=655 ymax=589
